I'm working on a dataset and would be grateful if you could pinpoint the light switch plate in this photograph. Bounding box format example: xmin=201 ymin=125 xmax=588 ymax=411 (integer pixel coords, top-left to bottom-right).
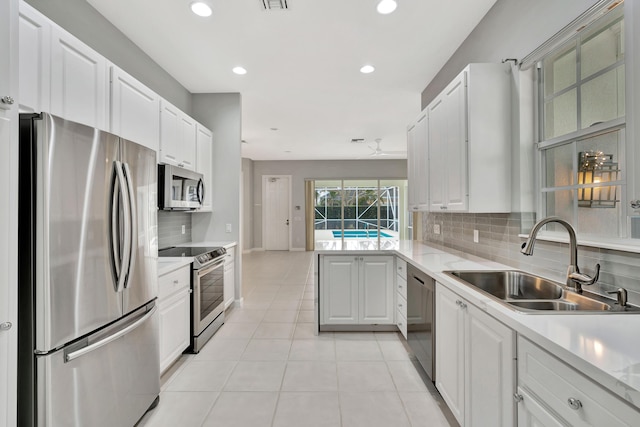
xmin=473 ymin=229 xmax=479 ymax=243
xmin=181 ymin=225 xmax=185 ymax=234
xmin=225 ymin=223 xmax=232 ymax=233
xmin=434 ymin=224 xmax=441 ymax=235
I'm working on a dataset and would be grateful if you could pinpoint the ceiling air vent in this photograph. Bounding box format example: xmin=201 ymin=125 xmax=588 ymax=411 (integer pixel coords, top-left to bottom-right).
xmin=262 ymin=0 xmax=288 ymax=10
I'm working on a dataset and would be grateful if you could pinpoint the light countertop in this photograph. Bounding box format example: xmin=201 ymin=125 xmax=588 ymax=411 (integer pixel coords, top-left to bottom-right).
xmin=158 ymin=241 xmax=237 ymax=276
xmin=315 ymin=239 xmax=640 ymax=409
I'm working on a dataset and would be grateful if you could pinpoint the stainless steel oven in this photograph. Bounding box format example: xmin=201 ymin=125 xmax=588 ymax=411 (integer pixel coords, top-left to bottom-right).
xmin=192 ymin=255 xmax=225 ymax=352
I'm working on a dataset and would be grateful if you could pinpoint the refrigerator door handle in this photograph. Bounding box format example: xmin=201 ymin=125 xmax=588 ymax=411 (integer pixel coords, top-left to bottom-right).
xmin=114 ymin=160 xmax=132 ymax=293
xmin=110 ymin=162 xmax=122 ymax=289
xmin=122 ymin=162 xmax=137 ymax=289
xmin=64 ymin=306 xmax=157 ymax=363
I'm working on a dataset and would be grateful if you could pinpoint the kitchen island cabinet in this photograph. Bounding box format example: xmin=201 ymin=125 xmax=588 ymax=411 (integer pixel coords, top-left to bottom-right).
xmin=320 ymin=254 xmax=395 ymax=327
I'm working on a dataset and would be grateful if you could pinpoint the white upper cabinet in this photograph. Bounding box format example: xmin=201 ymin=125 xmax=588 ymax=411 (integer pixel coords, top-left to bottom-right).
xmin=407 ymin=110 xmax=429 ymax=211
xmin=18 ymin=1 xmax=108 ymax=130
xmin=50 ymin=26 xmax=108 ymax=130
xmin=160 ymin=99 xmax=196 ymax=170
xmin=110 ymin=65 xmax=160 ymax=152
xmin=18 ymin=1 xmax=50 ymax=113
xmin=196 ymin=124 xmax=213 ymax=212
xmin=428 ymin=63 xmax=511 ymax=213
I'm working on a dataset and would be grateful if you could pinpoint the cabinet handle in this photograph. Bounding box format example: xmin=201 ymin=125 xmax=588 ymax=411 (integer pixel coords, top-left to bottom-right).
xmin=398 ymin=285 xmax=403 ymax=289
xmin=0 ymin=322 xmax=12 ymax=331
xmin=567 ymin=398 xmax=582 ymax=410
xmin=1 ymin=96 xmax=15 ymax=105
xmin=513 ymin=393 xmax=523 ymax=403
xmin=173 ymin=280 xmax=179 ymax=284
xmin=398 ymin=303 xmax=403 ymax=308
xmin=455 ymin=300 xmax=467 ymax=309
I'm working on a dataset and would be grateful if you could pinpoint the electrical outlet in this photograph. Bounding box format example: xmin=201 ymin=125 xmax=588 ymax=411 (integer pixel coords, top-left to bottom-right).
xmin=473 ymin=229 xmax=479 ymax=243
xmin=181 ymin=225 xmax=185 ymax=235
xmin=434 ymin=224 xmax=441 ymax=235
xmin=225 ymin=223 xmax=232 ymax=233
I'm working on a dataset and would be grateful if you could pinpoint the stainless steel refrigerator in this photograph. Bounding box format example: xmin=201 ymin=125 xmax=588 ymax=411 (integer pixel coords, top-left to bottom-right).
xmin=18 ymin=113 xmax=160 ymax=426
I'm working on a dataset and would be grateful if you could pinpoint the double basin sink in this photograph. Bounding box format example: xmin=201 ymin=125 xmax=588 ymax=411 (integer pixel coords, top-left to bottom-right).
xmin=445 ymin=270 xmax=638 ymax=313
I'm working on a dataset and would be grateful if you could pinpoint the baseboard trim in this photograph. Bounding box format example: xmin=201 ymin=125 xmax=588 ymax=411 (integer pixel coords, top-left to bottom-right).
xmin=289 ymin=248 xmax=306 ymax=252
xmin=242 ymin=248 xmax=265 ymax=254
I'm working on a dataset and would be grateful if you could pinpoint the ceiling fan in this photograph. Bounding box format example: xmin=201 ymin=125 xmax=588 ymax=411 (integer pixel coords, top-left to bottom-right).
xmin=367 ymin=138 xmax=406 ymax=157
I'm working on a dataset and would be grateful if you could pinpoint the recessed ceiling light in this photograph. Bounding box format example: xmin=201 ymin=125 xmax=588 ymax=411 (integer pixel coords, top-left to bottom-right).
xmin=232 ymin=66 xmax=247 ymax=75
xmin=190 ymin=2 xmax=212 ymax=17
xmin=360 ymin=65 xmax=375 ymax=74
xmin=377 ymin=0 xmax=397 ymax=15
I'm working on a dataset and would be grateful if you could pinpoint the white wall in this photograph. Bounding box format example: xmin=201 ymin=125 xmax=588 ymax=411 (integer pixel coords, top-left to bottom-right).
xmin=249 ymin=159 xmax=407 ymax=250
xmin=242 ymin=158 xmax=254 ymax=251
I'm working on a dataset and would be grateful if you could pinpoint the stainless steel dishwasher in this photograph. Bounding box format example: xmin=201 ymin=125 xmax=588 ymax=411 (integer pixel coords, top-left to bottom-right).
xmin=406 ymin=264 xmax=435 ymax=381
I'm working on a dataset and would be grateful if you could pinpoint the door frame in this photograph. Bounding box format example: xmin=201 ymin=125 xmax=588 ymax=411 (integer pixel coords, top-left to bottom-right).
xmin=262 ymin=175 xmax=292 ymax=251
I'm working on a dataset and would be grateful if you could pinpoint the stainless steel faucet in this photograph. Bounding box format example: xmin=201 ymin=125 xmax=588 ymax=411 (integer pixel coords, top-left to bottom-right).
xmin=520 ymin=216 xmax=600 ymax=292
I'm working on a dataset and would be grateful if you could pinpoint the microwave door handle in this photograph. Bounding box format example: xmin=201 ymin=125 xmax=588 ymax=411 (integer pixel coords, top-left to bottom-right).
xmin=114 ymin=161 xmax=131 ymax=293
xmin=197 ymin=178 xmax=205 ymax=204
xmin=122 ymin=163 xmax=137 ymax=288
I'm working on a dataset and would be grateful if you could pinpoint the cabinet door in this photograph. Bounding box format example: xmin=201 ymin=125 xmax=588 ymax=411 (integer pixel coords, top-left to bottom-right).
xmin=465 ymin=303 xmax=515 ymax=427
xmin=407 ymin=122 xmax=417 ymax=211
xmin=110 ymin=66 xmax=160 ymax=152
xmin=443 ymin=72 xmax=468 ymax=211
xmin=321 ymin=256 xmax=359 ymax=325
xmin=196 ymin=124 xmax=213 ymax=212
xmin=159 ymin=290 xmax=190 ymax=373
xmin=159 ymin=100 xmax=180 ymax=166
xmin=18 ymin=1 xmax=50 ymax=113
xmin=359 ymin=256 xmax=394 ymax=324
xmin=435 ymin=284 xmax=465 ymax=425
xmin=50 ymin=26 xmax=107 ymax=129
xmin=0 ymin=2 xmax=18 ymax=425
xmin=516 ymin=388 xmax=566 ymax=427
xmin=179 ymin=114 xmax=196 ymax=170
xmin=428 ymin=97 xmax=446 ymax=211
xmin=224 ymin=257 xmax=235 ymax=309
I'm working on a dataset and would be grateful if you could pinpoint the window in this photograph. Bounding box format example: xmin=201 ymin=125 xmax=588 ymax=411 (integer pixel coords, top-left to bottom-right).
xmin=312 ymin=179 xmax=408 ymax=245
xmin=538 ymin=5 xmax=627 ymax=239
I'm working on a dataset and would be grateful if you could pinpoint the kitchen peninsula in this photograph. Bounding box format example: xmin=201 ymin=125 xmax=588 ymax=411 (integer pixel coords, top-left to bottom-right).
xmin=314 ymin=240 xmax=640 ymax=425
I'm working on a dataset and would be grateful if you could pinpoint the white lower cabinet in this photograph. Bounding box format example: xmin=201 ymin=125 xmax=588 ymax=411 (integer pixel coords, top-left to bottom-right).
xmin=517 ymin=336 xmax=640 ymax=426
xmin=158 ymin=265 xmax=191 ymax=373
xmin=435 ymin=283 xmax=515 ymax=426
xmin=224 ymin=247 xmax=235 ymax=309
xmin=320 ymin=255 xmax=394 ymax=326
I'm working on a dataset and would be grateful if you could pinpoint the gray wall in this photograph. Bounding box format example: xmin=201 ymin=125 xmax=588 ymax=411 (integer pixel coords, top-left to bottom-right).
xmin=242 ymin=158 xmax=254 ymax=251
xmin=26 ymin=0 xmax=192 ymax=112
xmin=191 ymin=93 xmax=242 ymax=245
xmin=250 ymin=159 xmax=407 ymax=250
xmin=421 ymin=0 xmax=598 ymax=109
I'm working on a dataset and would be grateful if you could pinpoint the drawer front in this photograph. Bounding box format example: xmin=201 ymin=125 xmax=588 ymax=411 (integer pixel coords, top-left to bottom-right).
xmin=396 ymin=292 xmax=407 ymax=320
xmin=396 ymin=275 xmax=407 ymax=300
xmin=159 ymin=265 xmax=191 ymax=300
xmin=518 ymin=337 xmax=640 ymax=426
xmin=396 ymin=310 xmax=407 ymax=339
xmin=396 ymin=258 xmax=407 ymax=280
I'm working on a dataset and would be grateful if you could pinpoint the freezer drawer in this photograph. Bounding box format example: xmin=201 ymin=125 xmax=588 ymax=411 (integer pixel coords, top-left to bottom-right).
xmin=36 ymin=304 xmax=160 ymax=427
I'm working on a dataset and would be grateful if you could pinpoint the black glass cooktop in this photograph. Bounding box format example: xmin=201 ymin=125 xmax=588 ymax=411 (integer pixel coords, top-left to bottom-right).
xmin=158 ymin=246 xmax=220 ymax=258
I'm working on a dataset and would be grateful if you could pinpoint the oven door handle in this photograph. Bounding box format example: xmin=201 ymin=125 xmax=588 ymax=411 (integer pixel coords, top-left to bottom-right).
xmin=197 ymin=258 xmax=225 ymax=277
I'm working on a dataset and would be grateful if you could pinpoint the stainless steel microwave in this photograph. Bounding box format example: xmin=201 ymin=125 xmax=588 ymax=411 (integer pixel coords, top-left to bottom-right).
xmin=158 ymin=164 xmax=204 ymax=210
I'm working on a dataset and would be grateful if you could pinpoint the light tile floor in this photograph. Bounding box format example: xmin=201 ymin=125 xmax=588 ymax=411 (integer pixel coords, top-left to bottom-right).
xmin=137 ymin=251 xmax=457 ymax=427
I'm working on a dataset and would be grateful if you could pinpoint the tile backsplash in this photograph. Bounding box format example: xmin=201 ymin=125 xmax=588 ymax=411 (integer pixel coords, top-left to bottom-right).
xmin=421 ymin=212 xmax=640 ymax=307
xmin=158 ymin=211 xmax=192 ymax=248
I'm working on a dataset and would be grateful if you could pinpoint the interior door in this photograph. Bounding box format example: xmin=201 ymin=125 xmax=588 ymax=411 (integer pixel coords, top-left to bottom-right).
xmin=264 ymin=176 xmax=290 ymax=250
